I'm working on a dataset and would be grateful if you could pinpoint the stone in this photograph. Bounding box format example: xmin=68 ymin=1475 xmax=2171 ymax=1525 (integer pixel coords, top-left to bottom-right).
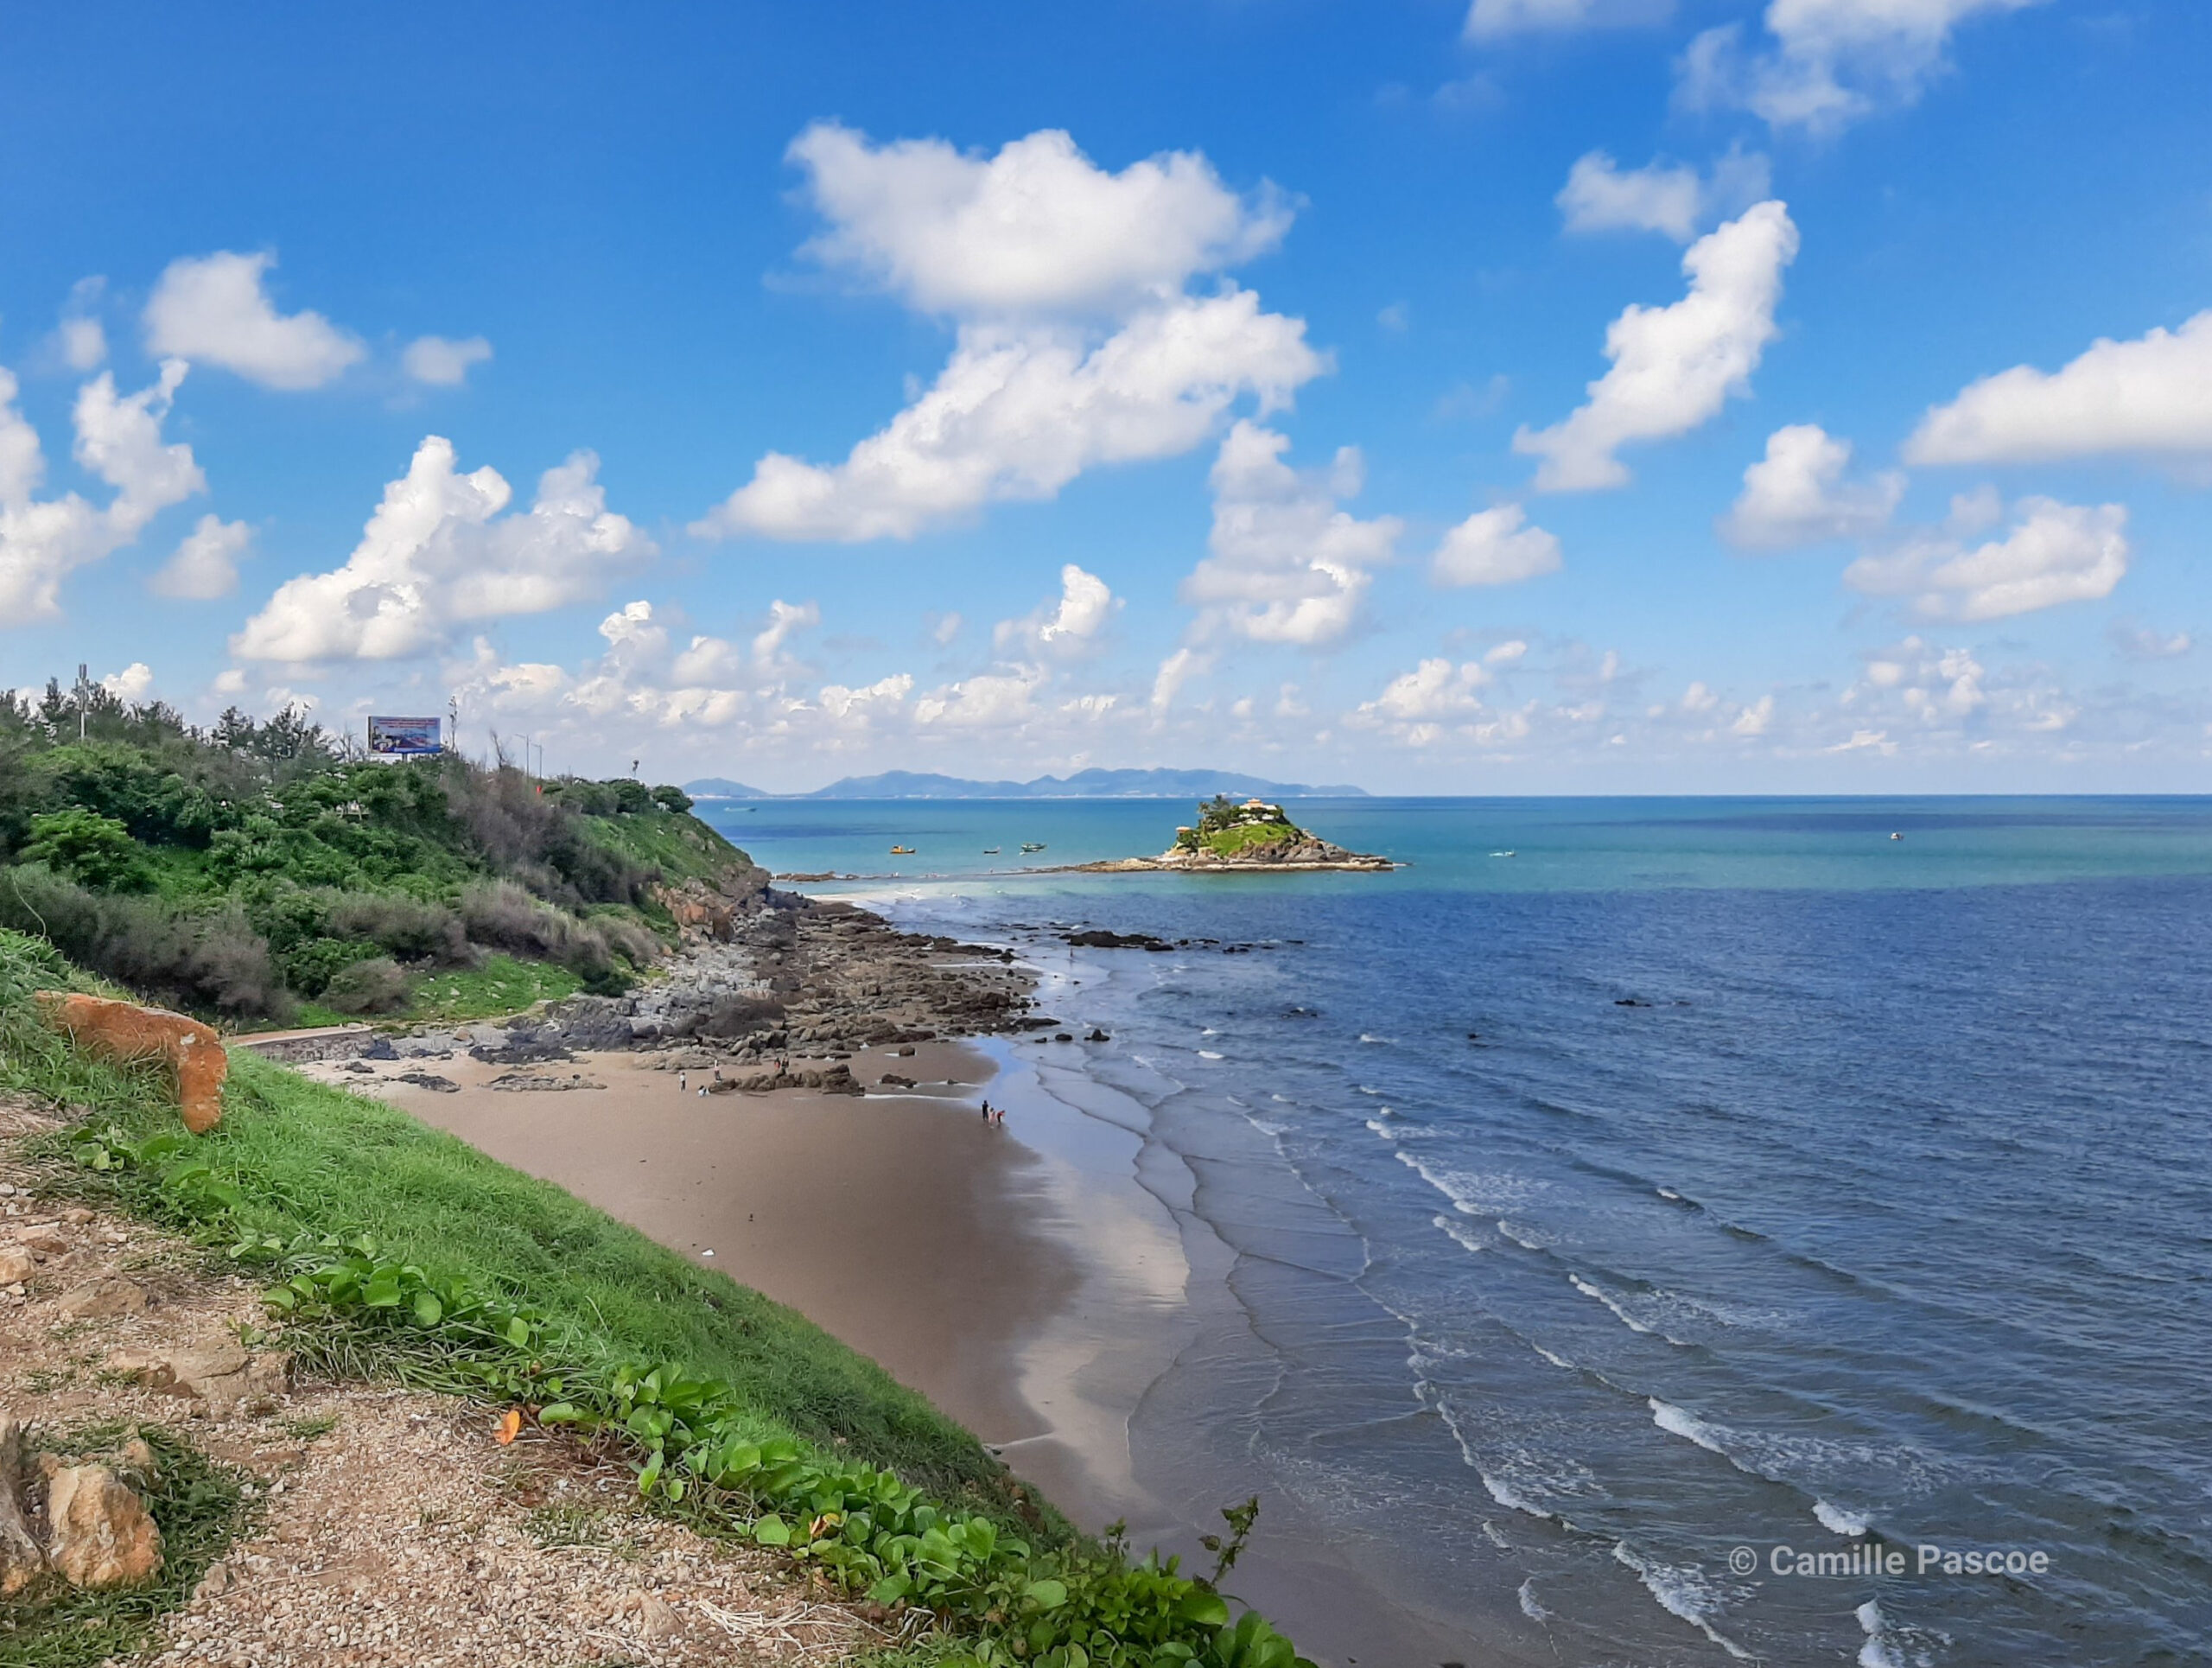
xmin=0 ymin=1417 xmax=44 ymax=1596
xmin=60 ymin=1207 xmax=93 ymax=1226
xmin=0 ymin=1248 xmax=32 ymax=1285
xmin=117 ymin=1436 xmax=159 ymax=1481
xmin=194 ymin=1559 xmax=232 ymax=1599
xmin=105 ymin=1349 xmax=175 ymax=1390
xmin=638 ymin=1591 xmax=683 ymax=1640
xmin=10 ymin=1225 xmax=67 ymax=1255
xmin=33 ymin=990 xmax=228 ymax=1135
xmin=44 ymin=1462 xmax=163 ymax=1588
xmin=55 ymin=1276 xmax=149 ymax=1319
xmin=156 ymin=1343 xmax=289 ymax=1417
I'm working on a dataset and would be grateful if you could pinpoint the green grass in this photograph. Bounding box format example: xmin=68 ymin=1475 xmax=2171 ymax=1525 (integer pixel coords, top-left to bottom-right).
xmin=1196 ymin=820 xmax=1300 ymax=858
xmin=0 ymin=1423 xmax=252 ymax=1668
xmin=573 ymin=806 xmax=748 ymax=886
xmin=404 ymin=953 xmax=584 ymax=1022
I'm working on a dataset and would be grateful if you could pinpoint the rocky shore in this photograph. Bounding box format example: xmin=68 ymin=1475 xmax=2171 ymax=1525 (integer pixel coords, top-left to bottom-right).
xmin=245 ymin=890 xmax=1045 ymax=1077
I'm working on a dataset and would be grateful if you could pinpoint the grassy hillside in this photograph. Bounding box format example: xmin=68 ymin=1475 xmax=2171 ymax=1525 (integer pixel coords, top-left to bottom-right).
xmin=0 ymin=682 xmax=754 ymax=1027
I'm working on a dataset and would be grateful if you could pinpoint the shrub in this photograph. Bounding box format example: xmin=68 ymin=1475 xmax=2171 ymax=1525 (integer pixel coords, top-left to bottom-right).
xmin=324 ymin=893 xmax=470 ymax=965
xmin=18 ymin=808 xmax=156 ymax=892
xmin=461 ymin=880 xmax=610 ymax=976
xmin=0 ymin=865 xmax=289 ymax=1018
xmin=650 ymin=784 xmax=693 ymax=814
xmin=321 ymin=956 xmax=411 ymax=1015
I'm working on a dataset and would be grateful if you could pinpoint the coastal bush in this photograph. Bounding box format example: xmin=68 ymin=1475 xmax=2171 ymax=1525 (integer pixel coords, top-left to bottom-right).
xmin=0 ymin=868 xmax=289 ymax=1018
xmin=324 ymin=892 xmax=471 ymax=965
xmin=18 ymin=808 xmax=156 ymax=892
xmin=321 ymin=956 xmax=411 ymax=1015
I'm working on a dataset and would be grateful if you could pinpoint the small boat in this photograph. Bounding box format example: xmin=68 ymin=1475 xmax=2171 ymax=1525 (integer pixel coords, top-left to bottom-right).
xmin=1890 ymin=832 xmax=1904 ymax=842
xmin=982 ymin=846 xmax=1001 ymax=855
xmin=1490 ymin=850 xmax=1516 ymax=857
xmin=1020 ymin=842 xmax=1046 ymax=853
xmin=890 ymin=844 xmax=916 ymax=855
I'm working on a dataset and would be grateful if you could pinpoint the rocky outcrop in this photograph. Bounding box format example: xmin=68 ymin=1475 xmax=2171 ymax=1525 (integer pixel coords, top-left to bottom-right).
xmin=651 ymin=858 xmax=772 ymax=945
xmin=708 ymin=1063 xmax=861 ymax=1095
xmin=33 ymin=991 xmax=229 ymax=1133
xmin=43 ymin=1461 xmax=163 ymax=1588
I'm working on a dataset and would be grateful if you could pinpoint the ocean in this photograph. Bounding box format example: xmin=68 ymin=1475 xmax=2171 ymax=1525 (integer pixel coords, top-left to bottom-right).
xmin=697 ymin=796 xmax=2212 ymax=1666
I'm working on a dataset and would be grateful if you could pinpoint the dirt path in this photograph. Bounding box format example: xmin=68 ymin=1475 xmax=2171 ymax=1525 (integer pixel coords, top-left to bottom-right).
xmin=0 ymin=1099 xmax=884 ymax=1667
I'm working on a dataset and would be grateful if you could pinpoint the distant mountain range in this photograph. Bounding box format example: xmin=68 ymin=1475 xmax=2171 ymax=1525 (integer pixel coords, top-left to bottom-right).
xmin=683 ymin=768 xmax=1367 ymax=800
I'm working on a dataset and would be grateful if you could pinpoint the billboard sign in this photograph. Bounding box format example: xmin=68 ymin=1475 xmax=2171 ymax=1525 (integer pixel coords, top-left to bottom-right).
xmin=367 ymin=716 xmax=442 ymax=757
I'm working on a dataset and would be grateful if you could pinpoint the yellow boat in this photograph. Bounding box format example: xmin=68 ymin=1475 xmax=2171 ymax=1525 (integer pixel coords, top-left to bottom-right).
xmin=890 ymin=844 xmax=916 ymax=855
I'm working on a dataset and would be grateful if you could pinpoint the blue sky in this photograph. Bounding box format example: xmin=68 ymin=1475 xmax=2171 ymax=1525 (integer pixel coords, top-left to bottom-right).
xmin=2 ymin=1 xmax=2206 ymax=792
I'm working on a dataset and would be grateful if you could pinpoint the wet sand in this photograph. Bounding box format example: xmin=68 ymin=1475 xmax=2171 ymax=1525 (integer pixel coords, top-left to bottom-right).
xmin=361 ymin=1042 xmax=1084 ymax=1451
xmin=345 ymin=1034 xmax=1476 ymax=1667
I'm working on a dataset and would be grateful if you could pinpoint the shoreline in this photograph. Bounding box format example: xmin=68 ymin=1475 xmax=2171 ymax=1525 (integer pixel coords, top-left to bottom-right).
xmin=283 ymin=901 xmax=1484 ymax=1667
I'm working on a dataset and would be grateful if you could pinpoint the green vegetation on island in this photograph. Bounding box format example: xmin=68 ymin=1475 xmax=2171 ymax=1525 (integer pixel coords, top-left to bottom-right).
xmin=1171 ymin=797 xmax=1309 ymax=860
xmin=0 ymin=680 xmax=754 ymax=1028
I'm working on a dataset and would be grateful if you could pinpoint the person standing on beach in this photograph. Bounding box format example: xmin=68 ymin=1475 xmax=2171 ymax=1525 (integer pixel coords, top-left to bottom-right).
xmin=679 ymin=1070 xmax=688 ymax=1094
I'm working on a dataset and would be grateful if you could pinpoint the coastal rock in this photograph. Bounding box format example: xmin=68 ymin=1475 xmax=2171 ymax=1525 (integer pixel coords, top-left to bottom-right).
xmin=395 ymin=1071 xmax=460 ymax=1092
xmin=11 ymin=1224 xmax=68 ymax=1255
xmin=111 ymin=1341 xmax=288 ymax=1416
xmin=44 ymin=1461 xmax=163 ymax=1588
xmin=486 ymin=1072 xmax=606 ymax=1092
xmin=1062 ymin=929 xmax=1173 ymax=952
xmin=55 ymin=1276 xmax=149 ymax=1319
xmin=877 ymin=1073 xmax=917 ymax=1088
xmin=469 ymin=1030 xmax=572 ymax=1066
xmin=0 ymin=1417 xmax=43 ymax=1596
xmin=32 ymin=990 xmax=228 ymax=1134
xmin=709 ymin=1064 xmax=861 ymax=1096
xmin=0 ymin=1247 xmax=33 ymax=1284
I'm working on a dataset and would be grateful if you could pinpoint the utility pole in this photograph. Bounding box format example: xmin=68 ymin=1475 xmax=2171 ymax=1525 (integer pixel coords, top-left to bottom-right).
xmin=74 ymin=664 xmax=90 ymax=741
xmin=448 ymin=695 xmax=459 ymax=760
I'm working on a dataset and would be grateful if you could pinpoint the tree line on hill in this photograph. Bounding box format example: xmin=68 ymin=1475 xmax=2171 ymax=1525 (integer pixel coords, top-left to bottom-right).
xmin=0 ymin=678 xmax=727 ymax=1025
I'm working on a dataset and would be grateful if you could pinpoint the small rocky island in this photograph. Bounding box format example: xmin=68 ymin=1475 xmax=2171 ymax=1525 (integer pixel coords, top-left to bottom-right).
xmin=1069 ymin=795 xmax=1396 ymax=874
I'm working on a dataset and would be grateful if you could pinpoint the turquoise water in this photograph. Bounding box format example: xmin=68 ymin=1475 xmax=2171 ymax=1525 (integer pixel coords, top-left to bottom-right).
xmin=703 ymin=797 xmax=2212 ymax=1666
xmin=709 ymin=794 xmax=2212 ymax=894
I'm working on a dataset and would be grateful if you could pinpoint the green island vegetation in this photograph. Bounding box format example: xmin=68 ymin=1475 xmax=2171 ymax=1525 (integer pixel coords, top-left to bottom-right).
xmin=0 ymin=931 xmax=1313 ymax=1668
xmin=1171 ymin=797 xmax=1306 ymax=860
xmin=0 ymin=678 xmax=747 ymax=1028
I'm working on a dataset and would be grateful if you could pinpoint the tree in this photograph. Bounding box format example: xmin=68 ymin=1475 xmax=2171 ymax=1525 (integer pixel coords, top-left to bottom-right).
xmin=19 ymin=808 xmax=156 ymax=892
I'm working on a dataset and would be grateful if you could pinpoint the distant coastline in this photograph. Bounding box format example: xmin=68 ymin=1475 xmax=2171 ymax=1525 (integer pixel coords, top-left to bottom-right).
xmin=684 ymin=767 xmax=1368 ymax=801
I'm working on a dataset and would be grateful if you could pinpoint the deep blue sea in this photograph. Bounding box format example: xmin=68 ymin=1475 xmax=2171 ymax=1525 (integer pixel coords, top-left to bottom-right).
xmin=701 ymin=797 xmax=2212 ymax=1666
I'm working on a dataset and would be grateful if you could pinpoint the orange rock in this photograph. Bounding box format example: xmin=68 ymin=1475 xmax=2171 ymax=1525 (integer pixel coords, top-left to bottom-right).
xmin=33 ymin=992 xmax=228 ymax=1134
xmin=43 ymin=1462 xmax=163 ymax=1588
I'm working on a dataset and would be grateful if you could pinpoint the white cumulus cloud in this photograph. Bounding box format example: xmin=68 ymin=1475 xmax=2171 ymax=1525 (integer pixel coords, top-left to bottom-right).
xmin=1904 ymin=310 xmax=2212 ymax=467
xmin=696 ymin=124 xmax=1324 ymax=544
xmin=1181 ymin=421 xmax=1401 ymax=646
xmin=1556 ymin=145 xmax=1770 ymax=243
xmin=1432 ymin=504 xmax=1563 ymax=586
xmin=232 ymin=436 xmax=653 ymax=662
xmin=1844 ymin=496 xmax=2127 ymax=622
xmin=1720 ymin=423 xmax=1905 ymax=549
xmin=2107 ymin=622 xmax=2191 ymax=663
xmin=996 ymin=563 xmax=1121 ymax=655
xmin=402 ymin=334 xmax=494 ymax=387
xmin=144 ymin=251 xmax=365 ymax=390
xmin=0 ymin=360 xmax=207 ymax=620
xmin=696 ymin=294 xmax=1321 ymax=543
xmin=1516 ymin=201 xmax=1799 ymax=491
xmin=1679 ymin=0 xmax=2045 ymax=134
xmin=152 ymin=512 xmax=251 ymax=599
xmin=99 ymin=662 xmax=154 ymax=702
xmin=787 ymin=122 xmax=1292 ymax=318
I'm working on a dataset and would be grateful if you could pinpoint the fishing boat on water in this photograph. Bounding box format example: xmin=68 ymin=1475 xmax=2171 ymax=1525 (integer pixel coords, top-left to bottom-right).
xmin=982 ymin=846 xmax=1001 ymax=855
xmin=890 ymin=844 xmax=916 ymax=855
xmin=1020 ymin=842 xmax=1046 ymax=853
